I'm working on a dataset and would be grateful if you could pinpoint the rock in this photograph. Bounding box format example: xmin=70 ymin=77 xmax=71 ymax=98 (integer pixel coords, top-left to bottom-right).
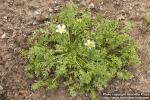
xmin=12 ymin=32 xmax=16 ymax=38
xmin=48 ymin=8 xmax=53 ymax=13
xmin=117 ymin=15 xmax=126 ymax=20
xmin=33 ymin=10 xmax=41 ymax=16
xmin=32 ymin=20 xmax=38 ymax=25
xmin=1 ymin=33 xmax=7 ymax=39
xmin=43 ymin=95 xmax=46 ymax=98
xmin=0 ymin=85 xmax=3 ymax=90
xmin=89 ymin=3 xmax=95 ymax=9
xmin=53 ymin=6 xmax=60 ymax=12
xmin=3 ymin=16 xmax=8 ymax=20
xmin=81 ymin=0 xmax=86 ymax=6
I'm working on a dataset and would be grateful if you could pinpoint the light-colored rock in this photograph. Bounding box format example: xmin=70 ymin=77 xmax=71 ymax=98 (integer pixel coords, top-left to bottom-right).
xmin=33 ymin=10 xmax=41 ymax=16
xmin=0 ymin=85 xmax=3 ymax=90
xmin=48 ymin=8 xmax=53 ymax=13
xmin=89 ymin=3 xmax=95 ymax=9
xmin=1 ymin=33 xmax=7 ymax=39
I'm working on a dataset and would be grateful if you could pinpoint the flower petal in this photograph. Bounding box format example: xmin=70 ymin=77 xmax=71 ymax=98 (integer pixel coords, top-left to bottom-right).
xmin=57 ymin=24 xmax=61 ymax=29
xmin=62 ymin=24 xmax=66 ymax=29
xmin=63 ymin=29 xmax=66 ymax=33
xmin=56 ymin=29 xmax=59 ymax=33
xmin=84 ymin=43 xmax=88 ymax=46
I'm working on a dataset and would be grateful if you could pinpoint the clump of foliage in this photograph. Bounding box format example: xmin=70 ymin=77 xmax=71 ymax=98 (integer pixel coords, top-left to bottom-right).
xmin=144 ymin=13 xmax=150 ymax=24
xmin=21 ymin=4 xmax=139 ymax=99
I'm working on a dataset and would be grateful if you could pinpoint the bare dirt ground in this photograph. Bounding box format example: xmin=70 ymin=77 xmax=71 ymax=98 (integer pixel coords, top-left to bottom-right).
xmin=0 ymin=0 xmax=150 ymax=100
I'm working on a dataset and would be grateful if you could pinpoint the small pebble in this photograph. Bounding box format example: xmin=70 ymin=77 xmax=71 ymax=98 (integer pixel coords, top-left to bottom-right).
xmin=49 ymin=8 xmax=53 ymax=13
xmin=3 ymin=16 xmax=8 ymax=20
xmin=81 ymin=0 xmax=86 ymax=6
xmin=53 ymin=6 xmax=60 ymax=12
xmin=33 ymin=11 xmax=41 ymax=16
xmin=89 ymin=3 xmax=95 ymax=9
xmin=117 ymin=15 xmax=126 ymax=20
xmin=12 ymin=32 xmax=16 ymax=38
xmin=1 ymin=33 xmax=7 ymax=39
xmin=43 ymin=95 xmax=46 ymax=98
xmin=0 ymin=85 xmax=3 ymax=90
xmin=53 ymin=1 xmax=57 ymax=4
xmin=32 ymin=21 xmax=38 ymax=25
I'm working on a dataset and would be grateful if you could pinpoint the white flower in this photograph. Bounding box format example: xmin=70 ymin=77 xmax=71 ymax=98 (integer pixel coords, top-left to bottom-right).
xmin=56 ymin=24 xmax=67 ymax=34
xmin=84 ymin=40 xmax=95 ymax=49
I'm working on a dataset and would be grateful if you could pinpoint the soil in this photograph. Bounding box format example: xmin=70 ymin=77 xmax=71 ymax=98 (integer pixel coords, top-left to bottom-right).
xmin=0 ymin=0 xmax=150 ymax=100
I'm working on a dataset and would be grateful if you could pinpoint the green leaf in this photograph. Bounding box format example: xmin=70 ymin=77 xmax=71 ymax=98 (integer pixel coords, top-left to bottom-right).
xmin=117 ymin=70 xmax=134 ymax=80
xmin=32 ymin=80 xmax=46 ymax=90
xmin=144 ymin=13 xmax=150 ymax=24
xmin=89 ymin=89 xmax=96 ymax=100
